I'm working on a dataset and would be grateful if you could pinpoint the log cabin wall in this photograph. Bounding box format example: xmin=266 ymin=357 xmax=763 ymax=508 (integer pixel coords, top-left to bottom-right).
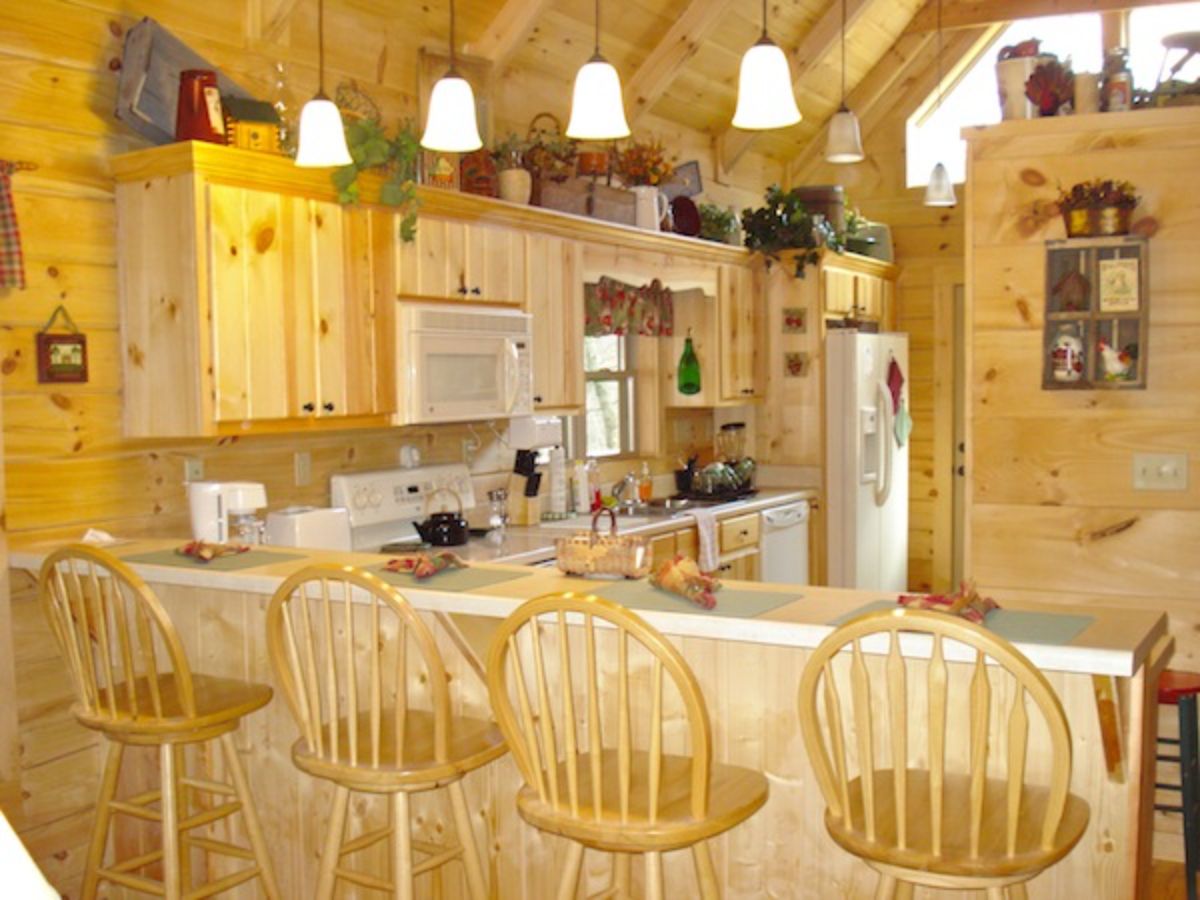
xmin=0 ymin=0 xmax=784 ymax=888
xmin=963 ymin=107 xmax=1200 ymax=861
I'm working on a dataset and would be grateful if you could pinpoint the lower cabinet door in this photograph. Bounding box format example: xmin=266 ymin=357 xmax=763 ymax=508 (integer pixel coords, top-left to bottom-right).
xmin=720 ymin=551 xmax=760 ymax=581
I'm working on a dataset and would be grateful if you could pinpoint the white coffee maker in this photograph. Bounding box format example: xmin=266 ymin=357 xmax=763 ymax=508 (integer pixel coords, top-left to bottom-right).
xmin=187 ymin=482 xmax=268 ymax=543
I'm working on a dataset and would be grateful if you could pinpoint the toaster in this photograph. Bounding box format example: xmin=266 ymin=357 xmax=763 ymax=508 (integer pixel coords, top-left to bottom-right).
xmin=265 ymin=506 xmax=351 ymax=550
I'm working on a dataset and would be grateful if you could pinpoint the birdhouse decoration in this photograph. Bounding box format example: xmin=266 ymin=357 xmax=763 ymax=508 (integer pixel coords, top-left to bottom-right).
xmin=221 ymin=97 xmax=284 ymax=154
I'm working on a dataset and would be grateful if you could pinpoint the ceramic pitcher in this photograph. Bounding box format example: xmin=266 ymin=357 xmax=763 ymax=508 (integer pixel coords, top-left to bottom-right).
xmin=631 ymin=185 xmax=669 ymax=231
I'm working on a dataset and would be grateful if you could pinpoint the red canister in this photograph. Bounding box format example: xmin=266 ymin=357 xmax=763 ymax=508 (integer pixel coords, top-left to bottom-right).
xmin=175 ymin=70 xmax=226 ymax=143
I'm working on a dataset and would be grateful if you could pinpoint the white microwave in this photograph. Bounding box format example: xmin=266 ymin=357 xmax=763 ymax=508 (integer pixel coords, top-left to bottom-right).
xmin=394 ymin=303 xmax=534 ymax=425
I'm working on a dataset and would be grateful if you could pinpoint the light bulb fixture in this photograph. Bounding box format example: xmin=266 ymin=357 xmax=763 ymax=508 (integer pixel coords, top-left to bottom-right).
xmin=565 ymin=0 xmax=630 ymax=140
xmin=421 ymin=0 xmax=483 ymax=153
xmin=732 ymin=0 xmax=802 ymax=131
xmin=295 ymin=0 xmax=352 ymax=167
xmin=923 ymin=0 xmax=957 ymax=207
xmin=825 ymin=0 xmax=864 ymax=163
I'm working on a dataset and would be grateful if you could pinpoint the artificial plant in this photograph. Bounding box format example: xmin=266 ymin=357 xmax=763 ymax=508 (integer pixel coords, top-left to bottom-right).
xmin=332 ymin=117 xmax=420 ymax=241
xmin=741 ymin=185 xmax=841 ymax=277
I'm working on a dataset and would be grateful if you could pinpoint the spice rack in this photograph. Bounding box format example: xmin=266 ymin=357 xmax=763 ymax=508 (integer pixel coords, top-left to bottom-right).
xmin=1042 ymin=235 xmax=1148 ymax=390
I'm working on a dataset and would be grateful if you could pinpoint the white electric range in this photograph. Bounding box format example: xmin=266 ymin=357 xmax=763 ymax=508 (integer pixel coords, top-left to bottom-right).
xmin=331 ymin=464 xmax=477 ymax=553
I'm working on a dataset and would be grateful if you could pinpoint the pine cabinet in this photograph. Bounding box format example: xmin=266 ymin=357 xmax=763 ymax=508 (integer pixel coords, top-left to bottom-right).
xmin=397 ymin=216 xmax=527 ymax=303
xmin=117 ymin=161 xmax=394 ymax=437
xmin=526 ymin=234 xmax=585 ymax=412
xmin=648 ymin=524 xmax=700 ymax=569
xmin=820 ymin=257 xmax=893 ymax=322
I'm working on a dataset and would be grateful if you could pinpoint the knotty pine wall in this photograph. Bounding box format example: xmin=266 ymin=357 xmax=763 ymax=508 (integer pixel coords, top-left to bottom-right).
xmin=963 ymin=107 xmax=1200 ymax=863
xmin=0 ymin=1 xmax=781 ymax=890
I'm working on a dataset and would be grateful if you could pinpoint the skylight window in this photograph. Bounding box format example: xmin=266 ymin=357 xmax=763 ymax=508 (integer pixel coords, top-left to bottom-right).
xmin=906 ymin=3 xmax=1200 ymax=188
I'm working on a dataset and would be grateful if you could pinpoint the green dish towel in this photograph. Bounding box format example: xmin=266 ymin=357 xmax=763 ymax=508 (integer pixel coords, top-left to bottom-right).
xmin=830 ymin=600 xmax=1094 ymax=646
xmin=121 ymin=548 xmax=306 ymax=571
xmin=590 ymin=578 xmax=801 ymax=619
xmin=374 ymin=566 xmax=529 ymax=593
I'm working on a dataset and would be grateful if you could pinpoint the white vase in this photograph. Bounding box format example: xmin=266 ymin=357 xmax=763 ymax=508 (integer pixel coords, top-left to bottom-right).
xmin=631 ymin=185 xmax=669 ymax=231
xmin=498 ymin=167 xmax=532 ymax=205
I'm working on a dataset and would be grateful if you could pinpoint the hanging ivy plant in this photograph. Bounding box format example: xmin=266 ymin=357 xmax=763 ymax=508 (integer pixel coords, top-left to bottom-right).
xmin=741 ymin=185 xmax=842 ymax=277
xmin=332 ymin=117 xmax=420 ymax=242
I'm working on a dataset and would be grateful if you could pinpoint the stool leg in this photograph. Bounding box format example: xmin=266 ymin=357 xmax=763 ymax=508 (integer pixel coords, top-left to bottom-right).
xmin=1181 ymin=694 xmax=1200 ymax=900
xmin=160 ymin=743 xmax=181 ymax=900
xmin=1007 ymin=885 xmax=1029 ymax=900
xmin=612 ymin=852 xmax=632 ymax=898
xmin=556 ymin=840 xmax=584 ymax=900
xmin=317 ymin=785 xmax=350 ymax=900
xmin=82 ymin=741 xmax=124 ymax=900
xmin=218 ymin=733 xmax=281 ymax=899
xmin=173 ymin=745 xmax=190 ymax=894
xmin=447 ymin=780 xmax=488 ymax=900
xmin=873 ymin=872 xmax=897 ymax=900
xmin=692 ymin=841 xmax=719 ymax=900
xmin=644 ymin=851 xmax=664 ymax=900
xmin=392 ymin=792 xmax=415 ymax=900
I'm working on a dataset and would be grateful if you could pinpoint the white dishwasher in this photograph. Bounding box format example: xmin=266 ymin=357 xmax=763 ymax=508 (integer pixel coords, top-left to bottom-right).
xmin=759 ymin=500 xmax=810 ymax=584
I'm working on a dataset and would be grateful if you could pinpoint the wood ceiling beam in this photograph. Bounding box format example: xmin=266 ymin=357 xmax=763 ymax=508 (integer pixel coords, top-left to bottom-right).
xmin=905 ymin=0 xmax=1176 ymax=33
xmin=715 ymin=0 xmax=875 ymax=179
xmin=624 ymin=0 xmax=739 ymax=128
xmin=782 ymin=25 xmax=993 ymax=184
xmin=464 ymin=0 xmax=555 ymax=69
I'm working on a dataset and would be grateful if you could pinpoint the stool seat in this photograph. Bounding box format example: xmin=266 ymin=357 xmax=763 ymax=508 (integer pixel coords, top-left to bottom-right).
xmin=1159 ymin=670 xmax=1200 ymax=705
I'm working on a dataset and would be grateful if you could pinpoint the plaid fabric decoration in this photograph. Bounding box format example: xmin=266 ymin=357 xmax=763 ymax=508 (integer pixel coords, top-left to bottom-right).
xmin=0 ymin=161 xmax=26 ymax=290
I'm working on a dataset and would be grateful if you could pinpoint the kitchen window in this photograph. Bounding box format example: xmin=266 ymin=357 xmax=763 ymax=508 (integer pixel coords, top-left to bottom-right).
xmin=569 ymin=333 xmax=636 ymax=457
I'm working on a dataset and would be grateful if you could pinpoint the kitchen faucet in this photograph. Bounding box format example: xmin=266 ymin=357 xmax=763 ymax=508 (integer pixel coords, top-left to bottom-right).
xmin=612 ymin=472 xmax=640 ymax=513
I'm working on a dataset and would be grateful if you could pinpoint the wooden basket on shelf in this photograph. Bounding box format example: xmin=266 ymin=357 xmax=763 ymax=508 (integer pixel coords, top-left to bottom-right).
xmin=556 ymin=508 xmax=651 ymax=579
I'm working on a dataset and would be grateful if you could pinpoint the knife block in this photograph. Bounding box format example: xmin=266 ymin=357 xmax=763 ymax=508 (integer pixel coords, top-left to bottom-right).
xmin=506 ymin=473 xmax=542 ymax=526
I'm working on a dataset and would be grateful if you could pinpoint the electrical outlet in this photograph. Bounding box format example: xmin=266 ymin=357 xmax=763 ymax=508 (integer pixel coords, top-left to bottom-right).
xmin=462 ymin=437 xmax=481 ymax=465
xmin=1133 ymin=453 xmax=1188 ymax=491
xmin=294 ymin=451 xmax=312 ymax=487
xmin=183 ymin=457 xmax=204 ymax=483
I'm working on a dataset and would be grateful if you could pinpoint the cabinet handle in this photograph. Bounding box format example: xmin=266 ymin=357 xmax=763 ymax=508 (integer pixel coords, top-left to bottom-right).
xmin=323 ymin=402 xmax=335 ymax=413
xmin=470 ymin=286 xmax=482 ymax=295
xmin=533 ymin=394 xmax=543 ymax=404
xmin=302 ymin=402 xmax=315 ymax=413
xmin=457 ymin=286 xmax=469 ymax=295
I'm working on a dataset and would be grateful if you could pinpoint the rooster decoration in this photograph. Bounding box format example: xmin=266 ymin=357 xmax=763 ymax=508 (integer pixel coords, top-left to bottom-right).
xmin=1097 ymin=338 xmax=1136 ymax=381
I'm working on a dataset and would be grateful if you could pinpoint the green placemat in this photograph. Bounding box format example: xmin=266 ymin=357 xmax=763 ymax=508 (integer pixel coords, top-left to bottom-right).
xmin=121 ymin=548 xmax=306 ymax=571
xmin=374 ymin=566 xmax=530 ymax=593
xmin=592 ymin=579 xmax=801 ymax=619
xmin=830 ymin=600 xmax=1095 ymax=646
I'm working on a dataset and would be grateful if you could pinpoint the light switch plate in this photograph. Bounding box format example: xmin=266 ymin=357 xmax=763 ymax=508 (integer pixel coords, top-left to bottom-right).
xmin=294 ymin=451 xmax=311 ymax=487
xmin=1133 ymin=453 xmax=1187 ymax=491
xmin=183 ymin=457 xmax=204 ymax=482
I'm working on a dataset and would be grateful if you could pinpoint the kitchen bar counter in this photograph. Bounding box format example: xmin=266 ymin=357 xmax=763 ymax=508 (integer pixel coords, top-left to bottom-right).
xmin=9 ymin=542 xmax=1170 ymax=898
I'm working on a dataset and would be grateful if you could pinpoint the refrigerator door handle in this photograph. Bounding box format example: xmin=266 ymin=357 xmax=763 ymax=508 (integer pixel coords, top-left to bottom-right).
xmin=874 ymin=380 xmax=893 ymax=507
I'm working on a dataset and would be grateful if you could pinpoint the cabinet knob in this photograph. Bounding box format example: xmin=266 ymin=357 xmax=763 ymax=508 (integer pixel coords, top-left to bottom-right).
xmin=323 ymin=401 xmax=335 ymax=413
xmin=457 ymin=286 xmax=469 ymax=295
xmin=302 ymin=402 xmax=315 ymax=413
xmin=533 ymin=395 xmax=543 ymax=404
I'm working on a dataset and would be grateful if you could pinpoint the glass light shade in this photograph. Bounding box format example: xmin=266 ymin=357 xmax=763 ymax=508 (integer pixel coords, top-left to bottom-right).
xmin=420 ymin=74 xmax=483 ymax=152
xmin=294 ymin=95 xmax=352 ymax=167
xmin=924 ymin=161 xmax=957 ymax=207
xmin=825 ymin=106 xmax=864 ymax=164
xmin=732 ymin=38 xmax=802 ymax=130
xmin=565 ymin=56 xmax=631 ymax=140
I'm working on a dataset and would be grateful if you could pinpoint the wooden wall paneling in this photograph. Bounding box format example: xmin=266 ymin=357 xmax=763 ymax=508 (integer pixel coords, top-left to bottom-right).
xmin=0 ymin=391 xmax=17 ymax=815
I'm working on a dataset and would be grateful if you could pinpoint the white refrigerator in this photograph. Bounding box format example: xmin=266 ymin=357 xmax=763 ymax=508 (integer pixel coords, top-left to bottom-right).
xmin=825 ymin=330 xmax=909 ymax=591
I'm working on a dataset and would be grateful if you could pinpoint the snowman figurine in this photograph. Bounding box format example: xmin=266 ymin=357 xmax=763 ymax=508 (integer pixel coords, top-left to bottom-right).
xmin=1051 ymin=328 xmax=1084 ymax=383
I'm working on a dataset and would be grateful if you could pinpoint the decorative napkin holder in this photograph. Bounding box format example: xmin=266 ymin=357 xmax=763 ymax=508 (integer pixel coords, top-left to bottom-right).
xmin=556 ymin=508 xmax=650 ymax=579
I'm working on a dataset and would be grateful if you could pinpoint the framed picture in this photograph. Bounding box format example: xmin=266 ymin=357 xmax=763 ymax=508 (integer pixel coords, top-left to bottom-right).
xmin=782 ymin=307 xmax=807 ymax=334
xmin=1098 ymin=257 xmax=1139 ymax=312
xmin=37 ymin=332 xmax=88 ymax=383
xmin=784 ymin=351 xmax=810 ymax=378
xmin=660 ymin=160 xmax=702 ymax=200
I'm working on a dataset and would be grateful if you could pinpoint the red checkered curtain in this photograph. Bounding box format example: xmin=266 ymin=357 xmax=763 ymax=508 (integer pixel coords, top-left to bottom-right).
xmin=0 ymin=161 xmax=26 ymax=290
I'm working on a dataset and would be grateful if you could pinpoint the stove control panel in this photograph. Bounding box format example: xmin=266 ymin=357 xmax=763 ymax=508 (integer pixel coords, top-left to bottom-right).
xmin=331 ymin=464 xmax=477 ymax=529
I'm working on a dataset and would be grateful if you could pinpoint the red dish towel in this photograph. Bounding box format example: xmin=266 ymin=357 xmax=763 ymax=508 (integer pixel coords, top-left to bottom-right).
xmin=0 ymin=161 xmax=26 ymax=290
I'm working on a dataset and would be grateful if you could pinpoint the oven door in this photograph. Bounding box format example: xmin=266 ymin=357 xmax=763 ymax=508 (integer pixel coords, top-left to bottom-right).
xmin=402 ymin=331 xmax=520 ymax=424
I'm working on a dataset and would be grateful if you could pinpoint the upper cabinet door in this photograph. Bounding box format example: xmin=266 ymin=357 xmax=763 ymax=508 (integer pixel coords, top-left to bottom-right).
xmin=208 ymin=183 xmax=292 ymax=422
xmin=719 ymin=264 xmax=761 ymax=401
xmin=526 ymin=234 xmax=584 ymax=412
xmin=821 ymin=265 xmax=857 ymax=316
xmin=397 ymin=216 xmax=525 ymax=303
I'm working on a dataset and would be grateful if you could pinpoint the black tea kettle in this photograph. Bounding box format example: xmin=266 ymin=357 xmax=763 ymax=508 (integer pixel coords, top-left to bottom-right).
xmin=413 ymin=488 xmax=469 ymax=547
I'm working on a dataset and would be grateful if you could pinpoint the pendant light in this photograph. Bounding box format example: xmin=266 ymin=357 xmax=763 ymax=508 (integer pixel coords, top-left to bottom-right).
xmin=732 ymin=0 xmax=802 ymax=131
xmin=824 ymin=0 xmax=864 ymax=163
xmin=565 ymin=0 xmax=630 ymax=140
xmin=295 ymin=0 xmax=352 ymax=167
xmin=923 ymin=0 xmax=957 ymax=206
xmin=421 ymin=0 xmax=483 ymax=153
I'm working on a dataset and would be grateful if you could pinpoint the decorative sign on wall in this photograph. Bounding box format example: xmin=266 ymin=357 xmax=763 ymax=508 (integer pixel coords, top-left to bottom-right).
xmin=781 ymin=306 xmax=807 ymax=334
xmin=784 ymin=351 xmax=810 ymax=377
xmin=36 ymin=305 xmax=88 ymax=383
xmin=1042 ymin=236 xmax=1147 ymax=390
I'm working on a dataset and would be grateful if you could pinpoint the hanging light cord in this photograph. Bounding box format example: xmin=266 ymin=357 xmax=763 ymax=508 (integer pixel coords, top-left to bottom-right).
xmin=449 ymin=0 xmax=459 ymax=73
xmin=840 ymin=0 xmax=847 ymax=104
xmin=594 ymin=0 xmax=601 ymax=56
xmin=935 ymin=0 xmax=943 ymax=110
xmin=760 ymin=0 xmax=769 ymax=40
xmin=317 ymin=0 xmax=326 ymax=95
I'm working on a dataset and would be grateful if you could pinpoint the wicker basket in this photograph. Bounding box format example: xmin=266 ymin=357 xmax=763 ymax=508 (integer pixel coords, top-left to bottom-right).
xmin=556 ymin=508 xmax=651 ymax=579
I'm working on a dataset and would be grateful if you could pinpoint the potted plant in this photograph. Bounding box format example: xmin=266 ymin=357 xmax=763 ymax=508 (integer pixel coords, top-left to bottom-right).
xmin=697 ymin=203 xmax=739 ymax=244
xmin=1056 ymin=178 xmax=1139 ymax=237
xmin=491 ymin=133 xmax=532 ymax=204
xmin=741 ymin=185 xmax=841 ymax=277
xmin=613 ymin=138 xmax=675 ymax=230
xmin=332 ymin=117 xmax=420 ymax=241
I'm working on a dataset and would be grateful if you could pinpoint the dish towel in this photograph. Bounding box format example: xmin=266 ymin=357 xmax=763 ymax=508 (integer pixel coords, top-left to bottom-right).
xmin=690 ymin=508 xmax=720 ymax=574
xmin=0 ymin=161 xmax=25 ymax=290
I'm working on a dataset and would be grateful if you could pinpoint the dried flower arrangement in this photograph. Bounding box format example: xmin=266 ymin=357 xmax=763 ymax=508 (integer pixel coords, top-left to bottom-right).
xmin=613 ymin=138 xmax=675 ymax=187
xmin=1056 ymin=179 xmax=1139 ymax=211
xmin=1025 ymin=59 xmax=1074 ymax=116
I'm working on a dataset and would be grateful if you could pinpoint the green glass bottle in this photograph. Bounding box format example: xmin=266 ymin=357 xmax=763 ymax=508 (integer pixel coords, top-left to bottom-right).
xmin=677 ymin=333 xmax=701 ymax=395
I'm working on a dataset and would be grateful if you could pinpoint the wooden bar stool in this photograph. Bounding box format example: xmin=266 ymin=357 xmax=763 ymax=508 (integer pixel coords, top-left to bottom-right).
xmin=1157 ymin=670 xmax=1200 ymax=900
xmin=266 ymin=564 xmax=506 ymax=899
xmin=38 ymin=544 xmax=279 ymax=900
xmin=486 ymin=592 xmax=769 ymax=899
xmin=798 ymin=608 xmax=1090 ymax=898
